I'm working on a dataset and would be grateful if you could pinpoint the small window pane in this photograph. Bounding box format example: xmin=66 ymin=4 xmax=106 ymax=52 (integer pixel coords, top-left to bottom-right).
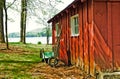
xmin=75 ymin=25 xmax=79 ymax=34
xmin=55 ymin=23 xmax=59 ymax=36
xmin=70 ymin=14 xmax=79 ymax=36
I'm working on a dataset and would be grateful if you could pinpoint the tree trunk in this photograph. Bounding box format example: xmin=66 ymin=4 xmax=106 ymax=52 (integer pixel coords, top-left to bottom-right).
xmin=46 ymin=25 xmax=50 ymax=45
xmin=0 ymin=0 xmax=5 ymax=43
xmin=20 ymin=0 xmax=27 ymax=44
xmin=4 ymin=0 xmax=9 ymax=49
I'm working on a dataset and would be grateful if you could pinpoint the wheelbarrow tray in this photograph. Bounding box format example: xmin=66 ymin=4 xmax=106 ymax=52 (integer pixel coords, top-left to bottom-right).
xmin=42 ymin=52 xmax=54 ymax=59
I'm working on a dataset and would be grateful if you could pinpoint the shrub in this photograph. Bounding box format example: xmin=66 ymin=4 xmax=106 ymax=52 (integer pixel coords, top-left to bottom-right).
xmin=38 ymin=41 xmax=42 ymax=44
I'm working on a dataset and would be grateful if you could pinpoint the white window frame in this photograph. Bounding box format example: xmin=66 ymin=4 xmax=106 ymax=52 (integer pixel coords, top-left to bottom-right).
xmin=70 ymin=14 xmax=79 ymax=36
xmin=55 ymin=23 xmax=60 ymax=37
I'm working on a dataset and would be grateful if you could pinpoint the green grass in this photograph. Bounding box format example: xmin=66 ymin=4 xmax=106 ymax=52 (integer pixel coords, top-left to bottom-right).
xmin=9 ymin=42 xmax=52 ymax=52
xmin=0 ymin=42 xmax=52 ymax=79
xmin=0 ymin=53 xmax=38 ymax=79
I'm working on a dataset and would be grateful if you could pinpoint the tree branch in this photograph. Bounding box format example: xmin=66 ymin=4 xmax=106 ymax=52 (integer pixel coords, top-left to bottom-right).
xmin=7 ymin=0 xmax=17 ymax=9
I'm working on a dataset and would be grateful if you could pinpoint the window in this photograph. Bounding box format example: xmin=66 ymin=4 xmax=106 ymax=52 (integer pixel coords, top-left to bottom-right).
xmin=55 ymin=23 xmax=60 ymax=37
xmin=70 ymin=14 xmax=79 ymax=36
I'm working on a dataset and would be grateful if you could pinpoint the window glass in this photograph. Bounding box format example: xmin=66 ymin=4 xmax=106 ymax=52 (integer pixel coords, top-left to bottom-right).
xmin=55 ymin=23 xmax=60 ymax=36
xmin=70 ymin=14 xmax=79 ymax=36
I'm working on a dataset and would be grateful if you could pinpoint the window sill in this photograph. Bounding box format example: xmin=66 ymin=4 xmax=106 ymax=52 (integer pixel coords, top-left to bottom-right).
xmin=71 ymin=34 xmax=79 ymax=37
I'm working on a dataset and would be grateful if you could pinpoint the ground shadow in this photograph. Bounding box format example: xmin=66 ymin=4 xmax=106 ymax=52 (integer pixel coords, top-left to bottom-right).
xmin=0 ymin=60 xmax=40 ymax=63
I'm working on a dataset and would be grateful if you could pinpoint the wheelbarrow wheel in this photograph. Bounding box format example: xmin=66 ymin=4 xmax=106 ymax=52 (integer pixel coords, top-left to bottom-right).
xmin=48 ymin=57 xmax=58 ymax=67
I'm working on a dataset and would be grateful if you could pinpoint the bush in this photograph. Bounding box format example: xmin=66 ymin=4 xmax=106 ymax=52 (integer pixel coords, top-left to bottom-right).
xmin=38 ymin=41 xmax=42 ymax=44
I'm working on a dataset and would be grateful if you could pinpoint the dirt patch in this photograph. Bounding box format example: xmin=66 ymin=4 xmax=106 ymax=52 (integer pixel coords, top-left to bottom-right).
xmin=30 ymin=62 xmax=95 ymax=79
xmin=0 ymin=43 xmax=29 ymax=54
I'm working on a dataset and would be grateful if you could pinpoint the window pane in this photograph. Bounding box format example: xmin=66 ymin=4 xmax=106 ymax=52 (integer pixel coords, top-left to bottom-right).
xmin=55 ymin=23 xmax=59 ymax=36
xmin=74 ymin=17 xmax=78 ymax=34
xmin=70 ymin=14 xmax=79 ymax=36
xmin=75 ymin=25 xmax=79 ymax=34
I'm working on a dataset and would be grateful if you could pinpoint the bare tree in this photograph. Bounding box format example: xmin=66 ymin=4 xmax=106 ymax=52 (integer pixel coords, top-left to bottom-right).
xmin=9 ymin=0 xmax=62 ymax=44
xmin=3 ymin=0 xmax=17 ymax=49
xmin=3 ymin=0 xmax=9 ymax=49
xmin=19 ymin=0 xmax=62 ymax=44
xmin=0 ymin=0 xmax=5 ymax=43
xmin=28 ymin=0 xmax=62 ymax=44
xmin=20 ymin=0 xmax=27 ymax=44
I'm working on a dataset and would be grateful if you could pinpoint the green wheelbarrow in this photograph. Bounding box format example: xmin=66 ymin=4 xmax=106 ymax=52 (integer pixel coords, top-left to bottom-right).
xmin=39 ymin=26 xmax=63 ymax=67
xmin=40 ymin=48 xmax=58 ymax=66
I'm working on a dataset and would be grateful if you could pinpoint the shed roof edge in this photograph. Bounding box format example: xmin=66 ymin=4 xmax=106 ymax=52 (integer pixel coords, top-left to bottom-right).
xmin=47 ymin=0 xmax=86 ymax=23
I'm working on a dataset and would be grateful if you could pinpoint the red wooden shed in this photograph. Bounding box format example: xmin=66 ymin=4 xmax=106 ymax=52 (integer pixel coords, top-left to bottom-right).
xmin=48 ymin=0 xmax=120 ymax=77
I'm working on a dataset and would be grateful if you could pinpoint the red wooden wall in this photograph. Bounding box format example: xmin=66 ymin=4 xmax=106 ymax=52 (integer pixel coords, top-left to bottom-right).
xmin=111 ymin=2 xmax=120 ymax=69
xmin=50 ymin=0 xmax=120 ymax=77
xmin=52 ymin=0 xmax=95 ymax=75
xmin=93 ymin=1 xmax=120 ymax=71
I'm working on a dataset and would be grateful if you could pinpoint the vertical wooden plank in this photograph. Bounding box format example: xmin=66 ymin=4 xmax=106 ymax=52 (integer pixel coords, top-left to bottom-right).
xmin=66 ymin=11 xmax=71 ymax=65
xmin=67 ymin=11 xmax=72 ymax=65
xmin=107 ymin=0 xmax=112 ymax=50
xmin=83 ymin=2 xmax=89 ymax=73
xmin=76 ymin=37 xmax=79 ymax=66
xmin=87 ymin=1 xmax=90 ymax=75
xmin=58 ymin=16 xmax=62 ymax=61
xmin=52 ymin=22 xmax=55 ymax=45
xmin=73 ymin=37 xmax=76 ymax=65
xmin=71 ymin=38 xmax=74 ymax=64
xmin=107 ymin=2 xmax=113 ymax=70
xmin=78 ymin=6 xmax=80 ymax=67
xmin=63 ymin=15 xmax=66 ymax=63
xmin=65 ymin=14 xmax=68 ymax=65
xmin=59 ymin=15 xmax=63 ymax=62
xmin=78 ymin=4 xmax=84 ymax=69
xmin=89 ymin=23 xmax=94 ymax=76
xmin=88 ymin=0 xmax=95 ymax=76
xmin=76 ymin=6 xmax=79 ymax=67
xmin=65 ymin=14 xmax=69 ymax=64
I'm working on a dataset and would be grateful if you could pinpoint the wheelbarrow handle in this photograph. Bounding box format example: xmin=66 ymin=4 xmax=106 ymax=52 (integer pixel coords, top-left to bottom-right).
xmin=40 ymin=48 xmax=44 ymax=58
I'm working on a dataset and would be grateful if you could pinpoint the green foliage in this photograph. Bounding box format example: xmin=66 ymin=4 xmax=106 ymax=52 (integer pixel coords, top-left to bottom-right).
xmin=38 ymin=41 xmax=42 ymax=44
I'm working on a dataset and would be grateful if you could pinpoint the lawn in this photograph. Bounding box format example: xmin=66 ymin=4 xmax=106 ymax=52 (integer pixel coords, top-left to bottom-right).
xmin=0 ymin=43 xmax=95 ymax=79
xmin=0 ymin=42 xmax=52 ymax=79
